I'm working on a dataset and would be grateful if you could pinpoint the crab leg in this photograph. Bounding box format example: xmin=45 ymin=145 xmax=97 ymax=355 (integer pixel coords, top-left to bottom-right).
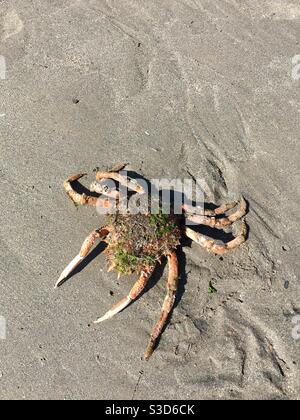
xmin=94 ymin=266 xmax=154 ymax=322
xmin=63 ymin=174 xmax=99 ymax=206
xmin=95 ymin=171 xmax=145 ymax=194
xmin=183 ymin=196 xmax=245 ymax=217
xmin=89 ymin=181 xmax=120 ymax=199
xmin=144 ymin=252 xmax=179 ymax=360
xmin=94 ymin=266 xmax=155 ymax=323
xmin=185 ymin=221 xmax=247 ymax=255
xmin=55 ymin=227 xmax=110 ymax=288
xmin=185 ymin=197 xmax=247 ymax=228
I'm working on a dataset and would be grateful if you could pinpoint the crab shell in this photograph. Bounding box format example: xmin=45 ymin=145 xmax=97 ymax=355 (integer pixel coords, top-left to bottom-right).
xmin=104 ymin=212 xmax=182 ymax=275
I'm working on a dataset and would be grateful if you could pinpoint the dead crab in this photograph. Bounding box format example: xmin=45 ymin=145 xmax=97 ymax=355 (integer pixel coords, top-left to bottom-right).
xmin=56 ymin=164 xmax=247 ymax=359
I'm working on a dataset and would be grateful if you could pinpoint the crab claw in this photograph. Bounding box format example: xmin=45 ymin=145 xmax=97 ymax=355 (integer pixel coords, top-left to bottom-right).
xmin=55 ymin=254 xmax=83 ymax=288
xmin=94 ymin=267 xmax=154 ymax=324
xmin=94 ymin=297 xmax=131 ymax=323
xmin=55 ymin=227 xmax=110 ymax=289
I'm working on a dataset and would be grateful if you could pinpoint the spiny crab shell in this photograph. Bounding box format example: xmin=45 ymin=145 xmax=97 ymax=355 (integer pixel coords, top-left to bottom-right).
xmin=105 ymin=212 xmax=182 ymax=275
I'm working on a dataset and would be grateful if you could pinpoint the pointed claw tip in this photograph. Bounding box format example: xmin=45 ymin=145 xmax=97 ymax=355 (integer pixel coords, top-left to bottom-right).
xmin=55 ymin=271 xmax=68 ymax=288
xmin=54 ymin=279 xmax=63 ymax=289
xmin=94 ymin=312 xmax=112 ymax=323
xmin=77 ymin=173 xmax=87 ymax=179
xmin=240 ymin=196 xmax=247 ymax=211
xmin=143 ymin=351 xmax=153 ymax=361
xmin=94 ymin=317 xmax=105 ymax=324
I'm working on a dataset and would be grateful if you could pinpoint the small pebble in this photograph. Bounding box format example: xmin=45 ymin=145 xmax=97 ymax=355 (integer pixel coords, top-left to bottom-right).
xmin=284 ymin=281 xmax=289 ymax=289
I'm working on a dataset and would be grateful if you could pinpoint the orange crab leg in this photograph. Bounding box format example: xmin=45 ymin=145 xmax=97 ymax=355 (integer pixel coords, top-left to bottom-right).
xmin=185 ymin=221 xmax=247 ymax=255
xmin=182 ymin=198 xmax=244 ymax=217
xmin=144 ymin=252 xmax=179 ymax=360
xmin=55 ymin=226 xmax=110 ymax=288
xmin=95 ymin=171 xmax=145 ymax=194
xmin=89 ymin=181 xmax=120 ymax=199
xmin=63 ymin=174 xmax=99 ymax=206
xmin=185 ymin=197 xmax=247 ymax=228
xmin=94 ymin=266 xmax=155 ymax=323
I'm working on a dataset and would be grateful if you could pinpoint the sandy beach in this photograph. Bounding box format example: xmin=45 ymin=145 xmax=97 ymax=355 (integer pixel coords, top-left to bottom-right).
xmin=0 ymin=0 xmax=299 ymax=400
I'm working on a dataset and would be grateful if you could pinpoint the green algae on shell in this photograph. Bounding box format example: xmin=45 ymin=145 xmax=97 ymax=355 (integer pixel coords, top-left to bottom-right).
xmin=106 ymin=212 xmax=181 ymax=275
